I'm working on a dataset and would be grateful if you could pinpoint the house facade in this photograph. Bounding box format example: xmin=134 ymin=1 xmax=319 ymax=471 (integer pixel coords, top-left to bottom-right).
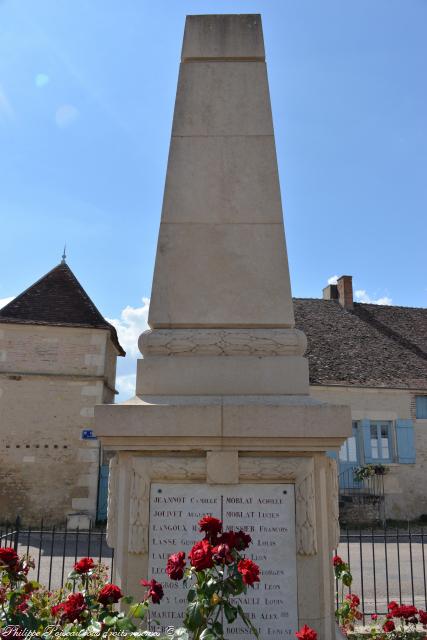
xmin=294 ymin=276 xmax=427 ymax=521
xmin=0 ymin=261 xmax=124 ymax=525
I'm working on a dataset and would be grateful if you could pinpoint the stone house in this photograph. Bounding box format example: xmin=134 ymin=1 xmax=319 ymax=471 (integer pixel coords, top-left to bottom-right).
xmin=0 ymin=260 xmax=124 ymax=526
xmin=294 ymin=275 xmax=427 ymax=522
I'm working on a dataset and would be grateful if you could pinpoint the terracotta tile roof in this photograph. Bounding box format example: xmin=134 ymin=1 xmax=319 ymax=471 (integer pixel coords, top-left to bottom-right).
xmin=293 ymin=298 xmax=427 ymax=390
xmin=0 ymin=262 xmax=125 ymax=356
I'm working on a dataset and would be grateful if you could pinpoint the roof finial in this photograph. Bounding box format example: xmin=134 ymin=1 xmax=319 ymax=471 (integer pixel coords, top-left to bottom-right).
xmin=61 ymin=243 xmax=67 ymax=264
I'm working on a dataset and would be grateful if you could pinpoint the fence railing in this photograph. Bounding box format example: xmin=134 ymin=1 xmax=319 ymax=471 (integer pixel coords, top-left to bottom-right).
xmin=0 ymin=518 xmax=114 ymax=590
xmin=336 ymin=526 xmax=427 ymax=623
xmin=339 ymin=467 xmax=385 ymax=498
xmin=2 ymin=519 xmax=427 ymax=625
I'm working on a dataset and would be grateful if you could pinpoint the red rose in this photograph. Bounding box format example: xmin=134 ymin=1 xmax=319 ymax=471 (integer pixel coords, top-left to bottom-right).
xmin=371 ymin=614 xmax=378 ymax=621
xmin=0 ymin=548 xmax=19 ymax=571
xmin=16 ymin=594 xmax=30 ymax=613
xmin=345 ymin=593 xmax=360 ymax=608
xmin=218 ymin=531 xmax=237 ymax=549
xmin=392 ymin=605 xmax=418 ymax=620
xmin=140 ymin=579 xmax=164 ymax=604
xmin=98 ymin=583 xmax=123 ymax=606
xmin=235 ymin=530 xmax=252 ymax=551
xmin=218 ymin=530 xmax=251 ymax=551
xmin=295 ymin=624 xmax=318 ymax=640
xmin=333 ymin=555 xmax=344 ymax=567
xmin=383 ymin=619 xmax=395 ymax=632
xmin=212 ymin=543 xmax=233 ymax=565
xmin=74 ymin=557 xmax=95 ymax=574
xmin=166 ymin=552 xmax=186 ymax=580
xmin=198 ymin=516 xmax=222 ymax=542
xmin=51 ymin=593 xmax=87 ymax=622
xmin=418 ymin=609 xmax=427 ymax=625
xmin=387 ymin=600 xmax=399 ymax=612
xmin=237 ymin=559 xmax=260 ymax=586
xmin=189 ymin=539 xmax=214 ymax=571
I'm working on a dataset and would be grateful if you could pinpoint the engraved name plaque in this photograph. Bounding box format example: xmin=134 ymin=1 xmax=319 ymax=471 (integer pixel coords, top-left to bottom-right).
xmin=148 ymin=483 xmax=298 ymax=638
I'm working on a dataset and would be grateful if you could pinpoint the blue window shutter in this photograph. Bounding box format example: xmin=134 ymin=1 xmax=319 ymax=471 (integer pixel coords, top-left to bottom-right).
xmin=396 ymin=419 xmax=416 ymax=463
xmin=361 ymin=419 xmax=373 ymax=463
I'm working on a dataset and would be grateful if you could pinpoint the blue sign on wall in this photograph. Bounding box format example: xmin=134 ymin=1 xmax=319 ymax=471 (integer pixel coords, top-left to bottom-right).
xmin=81 ymin=429 xmax=97 ymax=440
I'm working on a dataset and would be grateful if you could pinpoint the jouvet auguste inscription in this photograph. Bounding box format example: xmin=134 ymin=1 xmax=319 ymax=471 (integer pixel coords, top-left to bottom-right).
xmin=148 ymin=483 xmax=298 ymax=638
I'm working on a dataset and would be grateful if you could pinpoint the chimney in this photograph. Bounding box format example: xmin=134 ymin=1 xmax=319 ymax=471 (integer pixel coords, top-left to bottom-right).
xmin=323 ymin=276 xmax=353 ymax=309
xmin=337 ymin=275 xmax=353 ymax=309
xmin=323 ymin=284 xmax=338 ymax=301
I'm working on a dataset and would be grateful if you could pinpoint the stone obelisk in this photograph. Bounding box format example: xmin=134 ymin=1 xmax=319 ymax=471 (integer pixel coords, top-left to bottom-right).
xmin=97 ymin=15 xmax=350 ymax=640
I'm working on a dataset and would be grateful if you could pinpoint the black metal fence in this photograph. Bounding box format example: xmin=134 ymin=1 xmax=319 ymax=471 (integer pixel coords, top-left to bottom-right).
xmin=0 ymin=519 xmax=114 ymax=590
xmin=336 ymin=526 xmax=427 ymax=623
xmin=2 ymin=519 xmax=427 ymax=624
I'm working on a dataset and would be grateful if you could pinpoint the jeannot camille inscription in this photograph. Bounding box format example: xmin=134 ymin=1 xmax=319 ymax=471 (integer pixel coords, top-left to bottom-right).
xmin=148 ymin=484 xmax=298 ymax=639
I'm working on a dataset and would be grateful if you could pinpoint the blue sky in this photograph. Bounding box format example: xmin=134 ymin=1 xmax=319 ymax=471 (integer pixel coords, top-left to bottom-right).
xmin=0 ymin=0 xmax=426 ymax=399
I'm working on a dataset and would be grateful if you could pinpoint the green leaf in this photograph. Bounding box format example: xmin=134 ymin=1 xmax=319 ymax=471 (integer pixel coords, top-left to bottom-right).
xmin=212 ymin=621 xmax=224 ymax=636
xmin=103 ymin=615 xmax=118 ymax=626
xmin=341 ymin=572 xmax=353 ymax=587
xmin=117 ymin=617 xmax=137 ymax=631
xmin=129 ymin=602 xmax=147 ymax=619
xmin=184 ymin=601 xmax=204 ymax=631
xmin=224 ymin=602 xmax=238 ymax=623
xmin=200 ymin=631 xmax=216 ymax=640
xmin=187 ymin=587 xmax=197 ymax=603
xmin=122 ymin=595 xmax=134 ymax=604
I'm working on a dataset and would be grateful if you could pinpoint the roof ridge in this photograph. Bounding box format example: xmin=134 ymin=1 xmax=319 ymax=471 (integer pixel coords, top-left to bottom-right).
xmin=355 ymin=301 xmax=427 ymax=312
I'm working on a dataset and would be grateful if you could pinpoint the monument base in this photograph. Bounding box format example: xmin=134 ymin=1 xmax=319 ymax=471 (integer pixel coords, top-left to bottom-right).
xmin=97 ymin=394 xmax=350 ymax=640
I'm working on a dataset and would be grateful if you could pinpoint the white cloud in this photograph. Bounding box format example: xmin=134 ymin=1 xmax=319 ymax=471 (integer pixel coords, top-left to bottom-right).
xmin=327 ymin=275 xmax=338 ymax=285
xmin=107 ymin=297 xmax=150 ymax=358
xmin=35 ymin=73 xmax=50 ymax=88
xmin=354 ymin=289 xmax=392 ymax=305
xmin=0 ymin=296 xmax=14 ymax=309
xmin=55 ymin=104 xmax=79 ymax=128
xmin=116 ymin=373 xmax=136 ymax=399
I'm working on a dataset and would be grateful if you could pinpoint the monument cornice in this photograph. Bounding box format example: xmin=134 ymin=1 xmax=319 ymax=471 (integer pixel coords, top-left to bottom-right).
xmin=99 ymin=437 xmax=347 ymax=452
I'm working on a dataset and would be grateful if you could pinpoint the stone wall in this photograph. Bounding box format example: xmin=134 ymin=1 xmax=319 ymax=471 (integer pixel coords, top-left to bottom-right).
xmin=0 ymin=323 xmax=119 ymax=525
xmin=311 ymin=385 xmax=427 ymax=520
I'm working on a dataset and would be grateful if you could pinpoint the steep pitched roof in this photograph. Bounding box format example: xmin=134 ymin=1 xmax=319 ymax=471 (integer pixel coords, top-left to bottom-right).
xmin=293 ymin=298 xmax=427 ymax=390
xmin=0 ymin=262 xmax=125 ymax=356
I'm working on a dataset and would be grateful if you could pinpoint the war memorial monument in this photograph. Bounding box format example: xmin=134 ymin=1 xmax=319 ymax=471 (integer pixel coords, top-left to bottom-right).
xmin=96 ymin=14 xmax=351 ymax=639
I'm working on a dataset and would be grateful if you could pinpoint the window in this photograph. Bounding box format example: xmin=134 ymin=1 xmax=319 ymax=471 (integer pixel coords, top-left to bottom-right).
xmin=339 ymin=421 xmax=359 ymax=462
xmin=339 ymin=437 xmax=358 ymax=462
xmin=369 ymin=421 xmax=392 ymax=461
xmin=416 ymin=396 xmax=427 ymax=419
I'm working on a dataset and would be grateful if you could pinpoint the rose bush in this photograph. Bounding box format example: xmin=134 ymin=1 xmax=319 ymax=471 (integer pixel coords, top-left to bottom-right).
xmin=164 ymin=515 xmax=260 ymax=639
xmin=334 ymin=555 xmax=427 ymax=639
xmin=0 ymin=515 xmax=263 ymax=639
xmin=0 ymin=546 xmax=165 ymax=639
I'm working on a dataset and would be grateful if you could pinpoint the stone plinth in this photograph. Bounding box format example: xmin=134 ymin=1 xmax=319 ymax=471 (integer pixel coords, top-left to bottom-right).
xmin=96 ymin=14 xmax=351 ymax=640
